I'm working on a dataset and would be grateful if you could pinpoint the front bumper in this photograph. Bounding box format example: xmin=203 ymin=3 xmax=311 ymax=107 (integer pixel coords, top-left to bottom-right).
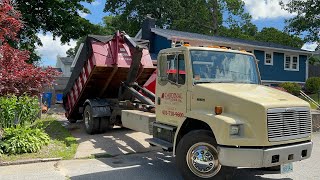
xmin=218 ymin=141 xmax=312 ymax=167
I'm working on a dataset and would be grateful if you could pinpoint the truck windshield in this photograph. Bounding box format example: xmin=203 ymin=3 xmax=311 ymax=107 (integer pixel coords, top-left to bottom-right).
xmin=190 ymin=50 xmax=259 ymax=84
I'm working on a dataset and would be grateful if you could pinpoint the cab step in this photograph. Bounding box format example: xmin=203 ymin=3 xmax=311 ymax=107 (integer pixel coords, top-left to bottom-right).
xmin=146 ymin=137 xmax=173 ymax=151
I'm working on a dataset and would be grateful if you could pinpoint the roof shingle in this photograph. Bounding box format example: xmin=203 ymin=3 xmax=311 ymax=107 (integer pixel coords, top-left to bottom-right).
xmin=151 ymin=28 xmax=311 ymax=53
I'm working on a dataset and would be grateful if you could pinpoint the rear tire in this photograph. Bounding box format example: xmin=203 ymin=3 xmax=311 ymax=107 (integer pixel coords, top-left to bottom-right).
xmin=176 ymin=130 xmax=235 ymax=180
xmin=83 ymin=105 xmax=99 ymax=134
xmin=99 ymin=117 xmax=113 ymax=133
xmin=68 ymin=119 xmax=77 ymax=123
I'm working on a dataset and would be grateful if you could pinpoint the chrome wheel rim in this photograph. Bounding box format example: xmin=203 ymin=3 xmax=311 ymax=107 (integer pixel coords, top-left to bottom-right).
xmin=186 ymin=142 xmax=221 ymax=178
xmin=84 ymin=111 xmax=90 ymax=129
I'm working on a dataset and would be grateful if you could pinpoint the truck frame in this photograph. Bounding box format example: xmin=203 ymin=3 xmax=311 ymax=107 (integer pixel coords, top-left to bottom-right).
xmin=64 ymin=32 xmax=313 ymax=179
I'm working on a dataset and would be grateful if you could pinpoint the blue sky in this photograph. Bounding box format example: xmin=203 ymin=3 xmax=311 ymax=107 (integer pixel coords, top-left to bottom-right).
xmin=37 ymin=0 xmax=317 ymax=67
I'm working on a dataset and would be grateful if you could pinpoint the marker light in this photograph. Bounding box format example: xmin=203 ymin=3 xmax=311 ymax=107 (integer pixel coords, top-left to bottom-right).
xmin=208 ymin=45 xmax=220 ymax=48
xmin=215 ymin=106 xmax=223 ymax=115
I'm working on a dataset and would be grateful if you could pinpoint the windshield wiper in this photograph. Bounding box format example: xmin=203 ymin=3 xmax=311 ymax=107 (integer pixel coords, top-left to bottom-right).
xmin=213 ymin=80 xmax=234 ymax=83
xmin=194 ymin=81 xmax=213 ymax=84
xmin=195 ymin=80 xmax=234 ymax=84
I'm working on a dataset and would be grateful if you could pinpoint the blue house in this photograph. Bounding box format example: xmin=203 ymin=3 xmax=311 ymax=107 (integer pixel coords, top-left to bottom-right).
xmin=136 ymin=18 xmax=313 ymax=86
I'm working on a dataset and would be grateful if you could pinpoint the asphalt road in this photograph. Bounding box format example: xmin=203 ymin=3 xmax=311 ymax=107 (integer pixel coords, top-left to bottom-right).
xmin=1 ymin=132 xmax=319 ymax=180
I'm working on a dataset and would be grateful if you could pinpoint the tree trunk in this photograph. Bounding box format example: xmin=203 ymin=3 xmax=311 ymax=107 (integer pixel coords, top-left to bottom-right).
xmin=0 ymin=128 xmax=3 ymax=140
xmin=211 ymin=0 xmax=219 ymax=35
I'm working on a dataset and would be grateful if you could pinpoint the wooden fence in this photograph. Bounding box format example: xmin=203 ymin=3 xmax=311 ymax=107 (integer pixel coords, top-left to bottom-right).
xmin=309 ymin=65 xmax=320 ymax=77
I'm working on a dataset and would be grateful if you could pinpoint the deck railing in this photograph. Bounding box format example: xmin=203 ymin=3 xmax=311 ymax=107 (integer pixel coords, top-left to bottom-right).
xmin=300 ymin=90 xmax=320 ymax=109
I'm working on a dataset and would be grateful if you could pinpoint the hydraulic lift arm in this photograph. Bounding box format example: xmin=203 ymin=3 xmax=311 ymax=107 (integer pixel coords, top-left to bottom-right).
xmin=118 ymin=33 xmax=155 ymax=106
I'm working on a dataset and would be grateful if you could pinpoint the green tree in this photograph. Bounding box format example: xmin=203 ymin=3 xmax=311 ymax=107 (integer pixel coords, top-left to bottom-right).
xmin=66 ymin=37 xmax=86 ymax=58
xmin=170 ymin=0 xmax=213 ymax=35
xmin=66 ymin=16 xmax=121 ymax=57
xmin=11 ymin=0 xmax=103 ymax=62
xmin=104 ymin=0 xmax=182 ymax=36
xmin=219 ymin=23 xmax=258 ymax=40
xmin=281 ymin=0 xmax=320 ymax=48
xmin=104 ymin=0 xmax=255 ymax=36
xmin=254 ymin=27 xmax=304 ymax=48
xmin=309 ymin=56 xmax=320 ymax=65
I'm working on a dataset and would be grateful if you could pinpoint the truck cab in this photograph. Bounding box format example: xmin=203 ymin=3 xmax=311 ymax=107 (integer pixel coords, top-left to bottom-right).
xmin=151 ymin=46 xmax=312 ymax=179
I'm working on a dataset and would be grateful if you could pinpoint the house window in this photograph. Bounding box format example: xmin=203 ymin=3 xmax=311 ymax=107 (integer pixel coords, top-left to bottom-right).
xmin=265 ymin=52 xmax=273 ymax=65
xmin=284 ymin=55 xmax=299 ymax=71
xmin=285 ymin=55 xmax=291 ymax=69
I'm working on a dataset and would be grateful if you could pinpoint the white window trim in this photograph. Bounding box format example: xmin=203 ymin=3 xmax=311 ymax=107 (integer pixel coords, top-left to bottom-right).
xmin=284 ymin=54 xmax=299 ymax=71
xmin=264 ymin=52 xmax=273 ymax=65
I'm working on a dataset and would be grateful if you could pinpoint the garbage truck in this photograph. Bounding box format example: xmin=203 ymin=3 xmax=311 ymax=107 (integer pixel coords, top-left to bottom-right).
xmin=63 ymin=31 xmax=312 ymax=179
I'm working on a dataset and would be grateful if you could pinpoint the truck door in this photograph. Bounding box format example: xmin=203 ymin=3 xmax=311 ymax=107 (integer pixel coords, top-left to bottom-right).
xmin=156 ymin=51 xmax=187 ymax=126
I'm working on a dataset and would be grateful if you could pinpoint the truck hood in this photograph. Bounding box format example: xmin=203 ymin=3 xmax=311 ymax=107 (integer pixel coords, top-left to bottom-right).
xmin=189 ymin=83 xmax=311 ymax=147
xmin=196 ymin=83 xmax=309 ymax=108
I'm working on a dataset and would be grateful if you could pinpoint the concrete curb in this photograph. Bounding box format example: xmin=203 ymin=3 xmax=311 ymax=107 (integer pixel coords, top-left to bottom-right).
xmin=0 ymin=157 xmax=62 ymax=166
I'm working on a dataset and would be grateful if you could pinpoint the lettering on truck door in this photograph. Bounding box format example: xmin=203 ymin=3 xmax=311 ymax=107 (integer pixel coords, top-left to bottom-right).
xmin=156 ymin=52 xmax=187 ymax=126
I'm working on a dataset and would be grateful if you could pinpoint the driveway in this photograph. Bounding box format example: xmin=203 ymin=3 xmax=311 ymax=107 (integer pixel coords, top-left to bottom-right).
xmin=56 ymin=114 xmax=160 ymax=159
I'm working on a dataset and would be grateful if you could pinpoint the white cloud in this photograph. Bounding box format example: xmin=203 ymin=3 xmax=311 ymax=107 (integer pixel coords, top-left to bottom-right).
xmin=92 ymin=1 xmax=101 ymax=6
xmin=302 ymin=42 xmax=318 ymax=51
xmin=78 ymin=11 xmax=89 ymax=18
xmin=36 ymin=33 xmax=76 ymax=66
xmin=243 ymin=0 xmax=295 ymax=20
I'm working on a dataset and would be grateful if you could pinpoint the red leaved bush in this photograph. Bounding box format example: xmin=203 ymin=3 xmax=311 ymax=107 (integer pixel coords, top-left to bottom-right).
xmin=0 ymin=0 xmax=60 ymax=96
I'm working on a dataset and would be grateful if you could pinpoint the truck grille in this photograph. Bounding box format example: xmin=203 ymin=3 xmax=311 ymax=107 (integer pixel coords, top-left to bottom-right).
xmin=267 ymin=107 xmax=312 ymax=142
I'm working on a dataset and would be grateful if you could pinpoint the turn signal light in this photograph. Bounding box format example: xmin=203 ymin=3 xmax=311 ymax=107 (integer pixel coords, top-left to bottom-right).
xmin=215 ymin=106 xmax=223 ymax=115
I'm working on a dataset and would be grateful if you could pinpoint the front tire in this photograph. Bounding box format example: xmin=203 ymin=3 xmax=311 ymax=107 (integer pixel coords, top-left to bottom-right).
xmin=176 ymin=130 xmax=235 ymax=180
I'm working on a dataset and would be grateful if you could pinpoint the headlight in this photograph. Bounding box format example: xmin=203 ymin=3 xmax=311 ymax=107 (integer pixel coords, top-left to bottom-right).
xmin=230 ymin=125 xmax=241 ymax=135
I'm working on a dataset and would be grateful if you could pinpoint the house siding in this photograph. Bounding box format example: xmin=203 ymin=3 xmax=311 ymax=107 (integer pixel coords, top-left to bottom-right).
xmin=151 ymin=34 xmax=171 ymax=54
xmin=56 ymin=59 xmax=72 ymax=77
xmin=254 ymin=50 xmax=307 ymax=83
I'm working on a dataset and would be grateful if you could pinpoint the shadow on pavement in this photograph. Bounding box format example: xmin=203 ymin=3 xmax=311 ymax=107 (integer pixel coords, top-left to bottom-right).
xmin=60 ymin=118 xmax=160 ymax=158
xmin=69 ymin=150 xmax=292 ymax=180
xmin=70 ymin=151 xmax=182 ymax=180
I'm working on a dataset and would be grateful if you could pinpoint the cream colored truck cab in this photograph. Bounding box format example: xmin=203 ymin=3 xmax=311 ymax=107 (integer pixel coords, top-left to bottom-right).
xmin=152 ymin=46 xmax=312 ymax=179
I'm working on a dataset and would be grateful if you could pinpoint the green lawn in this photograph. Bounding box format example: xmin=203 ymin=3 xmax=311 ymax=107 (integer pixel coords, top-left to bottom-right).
xmin=299 ymin=93 xmax=320 ymax=109
xmin=0 ymin=116 xmax=78 ymax=162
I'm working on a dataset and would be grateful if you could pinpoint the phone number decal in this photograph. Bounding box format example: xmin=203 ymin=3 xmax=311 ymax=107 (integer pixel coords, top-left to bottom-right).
xmin=162 ymin=110 xmax=184 ymax=117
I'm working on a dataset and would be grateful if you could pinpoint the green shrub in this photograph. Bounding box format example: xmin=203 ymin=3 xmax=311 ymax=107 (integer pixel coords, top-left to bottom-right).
xmin=0 ymin=95 xmax=39 ymax=128
xmin=305 ymin=77 xmax=320 ymax=94
xmin=279 ymin=82 xmax=302 ymax=96
xmin=0 ymin=127 xmax=50 ymax=155
xmin=0 ymin=96 xmax=17 ymax=128
xmin=16 ymin=95 xmax=40 ymax=126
